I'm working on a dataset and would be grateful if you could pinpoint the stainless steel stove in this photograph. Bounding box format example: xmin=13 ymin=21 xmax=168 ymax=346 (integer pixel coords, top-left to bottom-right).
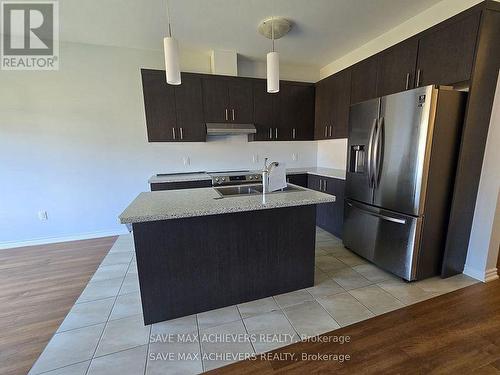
xmin=208 ymin=170 xmax=262 ymax=186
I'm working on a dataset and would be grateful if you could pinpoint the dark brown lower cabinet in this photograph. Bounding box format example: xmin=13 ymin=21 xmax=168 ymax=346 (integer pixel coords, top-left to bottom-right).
xmin=150 ymin=180 xmax=212 ymax=191
xmin=286 ymin=173 xmax=308 ymax=188
xmin=307 ymin=175 xmax=345 ymax=238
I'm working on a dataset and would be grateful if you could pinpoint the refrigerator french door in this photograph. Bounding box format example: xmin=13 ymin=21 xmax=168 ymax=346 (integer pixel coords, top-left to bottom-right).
xmin=343 ymin=86 xmax=466 ymax=281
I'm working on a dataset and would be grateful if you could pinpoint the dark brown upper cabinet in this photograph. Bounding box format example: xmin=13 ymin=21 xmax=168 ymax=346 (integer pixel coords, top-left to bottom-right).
xmin=228 ymin=79 xmax=254 ymax=123
xmin=332 ymin=69 xmax=351 ymax=139
xmin=350 ymin=56 xmax=378 ymax=104
xmin=202 ymin=76 xmax=253 ymax=123
xmin=141 ymin=70 xmax=205 ymax=142
xmin=173 ymin=74 xmax=205 ymax=142
xmin=253 ymin=80 xmax=277 ymax=141
xmin=253 ymin=81 xmax=315 ymax=141
xmin=278 ymin=83 xmax=315 ymax=141
xmin=314 ymin=76 xmax=333 ymax=140
xmin=416 ymin=12 xmax=480 ymax=87
xmin=314 ymin=69 xmax=351 ymax=140
xmin=376 ymin=38 xmax=419 ymax=97
xmin=141 ymin=69 xmax=177 ymax=142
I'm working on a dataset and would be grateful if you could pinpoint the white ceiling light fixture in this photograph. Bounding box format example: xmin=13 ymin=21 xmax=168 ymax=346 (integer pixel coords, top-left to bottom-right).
xmin=164 ymin=0 xmax=181 ymax=85
xmin=258 ymin=16 xmax=292 ymax=94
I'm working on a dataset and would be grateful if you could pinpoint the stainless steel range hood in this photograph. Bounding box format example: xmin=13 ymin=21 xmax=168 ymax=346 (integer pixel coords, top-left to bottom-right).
xmin=206 ymin=123 xmax=257 ymax=136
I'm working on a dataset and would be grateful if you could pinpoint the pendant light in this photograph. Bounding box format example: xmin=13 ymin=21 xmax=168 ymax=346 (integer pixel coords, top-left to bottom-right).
xmin=267 ymin=16 xmax=279 ymax=93
xmin=164 ymin=0 xmax=181 ymax=85
xmin=258 ymin=16 xmax=291 ymax=93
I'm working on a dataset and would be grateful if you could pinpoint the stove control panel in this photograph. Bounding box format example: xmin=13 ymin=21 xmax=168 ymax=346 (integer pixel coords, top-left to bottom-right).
xmin=210 ymin=173 xmax=262 ymax=186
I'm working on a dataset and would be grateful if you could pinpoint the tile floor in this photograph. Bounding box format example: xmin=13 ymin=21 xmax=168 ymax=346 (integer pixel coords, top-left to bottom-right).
xmin=29 ymin=228 xmax=478 ymax=375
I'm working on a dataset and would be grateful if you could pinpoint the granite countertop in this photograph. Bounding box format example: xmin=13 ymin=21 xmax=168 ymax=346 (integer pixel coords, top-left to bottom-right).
xmin=119 ymin=185 xmax=336 ymax=224
xmin=149 ymin=167 xmax=346 ymax=184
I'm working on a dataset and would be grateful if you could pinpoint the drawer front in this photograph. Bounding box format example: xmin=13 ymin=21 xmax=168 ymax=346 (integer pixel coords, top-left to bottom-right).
xmin=343 ymin=199 xmax=420 ymax=280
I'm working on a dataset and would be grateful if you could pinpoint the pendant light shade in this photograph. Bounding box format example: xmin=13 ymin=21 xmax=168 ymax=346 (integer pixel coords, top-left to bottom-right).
xmin=267 ymin=51 xmax=279 ymax=93
xmin=164 ymin=36 xmax=181 ymax=85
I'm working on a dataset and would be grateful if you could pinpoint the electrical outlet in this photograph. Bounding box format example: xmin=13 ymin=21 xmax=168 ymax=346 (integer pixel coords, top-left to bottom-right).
xmin=252 ymin=154 xmax=259 ymax=163
xmin=292 ymin=152 xmax=298 ymax=161
xmin=183 ymin=156 xmax=190 ymax=166
xmin=38 ymin=211 xmax=48 ymax=221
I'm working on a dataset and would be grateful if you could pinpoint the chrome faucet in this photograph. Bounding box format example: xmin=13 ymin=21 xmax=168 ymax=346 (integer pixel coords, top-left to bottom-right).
xmin=262 ymin=158 xmax=279 ymax=202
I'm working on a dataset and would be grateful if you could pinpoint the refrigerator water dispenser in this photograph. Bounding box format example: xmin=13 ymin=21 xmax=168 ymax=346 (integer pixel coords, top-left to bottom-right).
xmin=349 ymin=145 xmax=365 ymax=173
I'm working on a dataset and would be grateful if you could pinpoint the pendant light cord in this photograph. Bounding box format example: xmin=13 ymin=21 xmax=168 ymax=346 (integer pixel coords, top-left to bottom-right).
xmin=271 ymin=0 xmax=275 ymax=52
xmin=166 ymin=0 xmax=172 ymax=37
xmin=271 ymin=16 xmax=275 ymax=52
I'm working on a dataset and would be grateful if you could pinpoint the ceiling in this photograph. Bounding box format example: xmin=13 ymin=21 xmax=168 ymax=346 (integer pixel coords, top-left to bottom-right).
xmin=59 ymin=0 xmax=443 ymax=68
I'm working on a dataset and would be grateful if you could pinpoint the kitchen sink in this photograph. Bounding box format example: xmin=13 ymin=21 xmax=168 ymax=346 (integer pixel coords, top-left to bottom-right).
xmin=214 ymin=184 xmax=305 ymax=197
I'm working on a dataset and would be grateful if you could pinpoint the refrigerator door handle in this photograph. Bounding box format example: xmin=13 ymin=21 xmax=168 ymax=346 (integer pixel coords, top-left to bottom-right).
xmin=373 ymin=117 xmax=384 ymax=188
xmin=367 ymin=118 xmax=378 ymax=188
xmin=346 ymin=202 xmax=407 ymax=224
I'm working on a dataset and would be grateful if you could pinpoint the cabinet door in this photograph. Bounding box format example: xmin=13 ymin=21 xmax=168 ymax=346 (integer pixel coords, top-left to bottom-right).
xmin=326 ymin=178 xmax=345 ymax=238
xmin=307 ymin=174 xmax=321 ymax=191
xmin=278 ymin=84 xmax=315 ymax=141
xmin=314 ymin=79 xmax=329 ymax=140
xmin=175 ymin=74 xmax=205 ymax=142
xmin=228 ymin=79 xmax=254 ymax=123
xmin=294 ymin=85 xmax=315 ymax=141
xmin=276 ymin=84 xmax=295 ymax=141
xmin=351 ymin=56 xmax=378 ymax=104
xmin=286 ymin=173 xmax=308 ymax=188
xmin=141 ymin=69 xmax=177 ymax=142
xmin=377 ymin=38 xmax=418 ymax=97
xmin=416 ymin=12 xmax=480 ymax=87
xmin=253 ymin=80 xmax=275 ymax=141
xmin=332 ymin=69 xmax=351 ymax=139
xmin=202 ymin=77 xmax=229 ymax=122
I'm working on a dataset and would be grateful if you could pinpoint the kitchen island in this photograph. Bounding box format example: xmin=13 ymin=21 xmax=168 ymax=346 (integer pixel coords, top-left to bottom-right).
xmin=119 ymin=185 xmax=335 ymax=324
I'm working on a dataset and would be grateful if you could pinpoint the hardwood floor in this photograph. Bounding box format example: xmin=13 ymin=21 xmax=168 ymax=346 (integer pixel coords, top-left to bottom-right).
xmin=209 ymin=279 xmax=500 ymax=375
xmin=0 ymin=237 xmax=117 ymax=375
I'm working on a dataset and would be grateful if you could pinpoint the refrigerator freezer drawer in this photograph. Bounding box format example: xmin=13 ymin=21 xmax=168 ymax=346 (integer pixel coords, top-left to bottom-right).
xmin=343 ymin=199 xmax=421 ymax=281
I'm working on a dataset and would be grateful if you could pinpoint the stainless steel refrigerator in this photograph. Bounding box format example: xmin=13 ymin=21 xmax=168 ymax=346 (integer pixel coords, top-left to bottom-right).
xmin=343 ymin=85 xmax=466 ymax=281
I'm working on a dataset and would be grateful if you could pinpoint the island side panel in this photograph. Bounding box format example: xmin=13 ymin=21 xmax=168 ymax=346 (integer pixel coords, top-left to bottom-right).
xmin=132 ymin=205 xmax=316 ymax=324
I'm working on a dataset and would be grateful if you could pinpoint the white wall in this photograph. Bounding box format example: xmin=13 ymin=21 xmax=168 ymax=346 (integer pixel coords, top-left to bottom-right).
xmin=238 ymin=56 xmax=319 ymax=83
xmin=464 ymin=72 xmax=500 ymax=282
xmin=0 ymin=41 xmax=319 ymax=247
xmin=320 ymin=0 xmax=486 ymax=78
xmin=316 ymin=139 xmax=348 ymax=170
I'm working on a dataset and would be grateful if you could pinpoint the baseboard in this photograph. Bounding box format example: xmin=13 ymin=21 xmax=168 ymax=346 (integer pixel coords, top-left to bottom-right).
xmin=0 ymin=228 xmax=130 ymax=250
xmin=463 ymin=264 xmax=499 ymax=282
xmin=484 ymin=268 xmax=499 ymax=282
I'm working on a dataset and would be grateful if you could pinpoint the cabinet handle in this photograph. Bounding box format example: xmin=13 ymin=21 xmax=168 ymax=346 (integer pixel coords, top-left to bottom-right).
xmin=405 ymin=73 xmax=410 ymax=90
xmin=172 ymin=127 xmax=176 ymax=140
xmin=275 ymin=128 xmax=278 ymax=139
xmin=232 ymin=109 xmax=235 ymax=121
xmin=324 ymin=179 xmax=328 ymax=191
xmin=225 ymin=109 xmax=228 ymax=121
xmin=292 ymin=128 xmax=296 ymax=139
xmin=324 ymin=126 xmax=328 ymax=138
xmin=269 ymin=128 xmax=273 ymax=139
xmin=416 ymin=69 xmax=421 ymax=87
xmin=179 ymin=127 xmax=183 ymax=140
xmin=329 ymin=126 xmax=332 ymax=138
